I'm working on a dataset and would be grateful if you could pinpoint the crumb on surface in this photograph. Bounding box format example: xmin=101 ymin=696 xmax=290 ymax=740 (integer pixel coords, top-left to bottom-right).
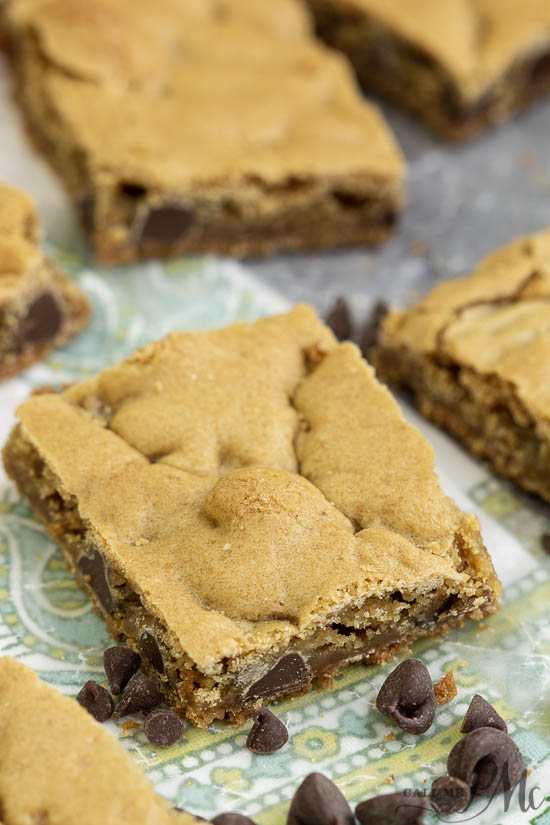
xmin=434 ymin=671 xmax=457 ymax=706
xmin=384 ymin=731 xmax=396 ymax=741
xmin=385 ymin=773 xmax=395 ymax=785
xmin=119 ymin=720 xmax=142 ymax=737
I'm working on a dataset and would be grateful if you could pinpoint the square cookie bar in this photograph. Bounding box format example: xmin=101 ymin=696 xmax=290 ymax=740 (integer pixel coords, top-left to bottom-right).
xmin=3 ymin=306 xmax=500 ymax=727
xmin=0 ymin=183 xmax=90 ymax=380
xmin=307 ymin=0 xmax=550 ymax=141
xmin=0 ymin=0 xmax=404 ymax=264
xmin=0 ymin=657 xmax=199 ymax=825
xmin=371 ymin=228 xmax=550 ymax=501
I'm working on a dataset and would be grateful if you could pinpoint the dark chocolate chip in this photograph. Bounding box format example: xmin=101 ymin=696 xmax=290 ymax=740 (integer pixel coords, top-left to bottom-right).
xmin=359 ymin=300 xmax=389 ymax=359
xmin=356 ymin=791 xmax=428 ymax=825
xmin=287 ymin=772 xmax=354 ymax=825
xmin=430 ymin=775 xmax=470 ymax=814
xmin=529 ymin=51 xmax=550 ymax=86
xmin=103 ymin=646 xmax=141 ymax=695
xmin=376 ymin=659 xmax=436 ymax=734
xmin=17 ymin=291 xmax=63 ymax=346
xmin=77 ymin=550 xmax=114 ymax=614
xmin=460 ymin=694 xmax=507 ymax=734
xmin=77 ymin=679 xmax=114 ymax=722
xmin=78 ymin=192 xmax=95 ymax=234
xmin=325 ymin=297 xmax=352 ymax=341
xmin=140 ymin=630 xmax=165 ymax=673
xmin=113 ymin=670 xmax=163 ymax=718
xmin=139 ymin=205 xmax=194 ymax=245
xmin=245 ymin=653 xmax=311 ymax=702
xmin=143 ymin=709 xmax=184 ymax=747
xmin=246 ymin=708 xmax=288 ymax=754
xmin=212 ymin=815 xmax=257 ymax=825
xmin=447 ymin=727 xmax=524 ymax=797
xmin=541 ymin=530 xmax=550 ymax=555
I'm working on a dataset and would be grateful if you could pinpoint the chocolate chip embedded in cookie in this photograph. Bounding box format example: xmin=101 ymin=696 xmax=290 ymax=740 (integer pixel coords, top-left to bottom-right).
xmin=245 ymin=653 xmax=311 ymax=702
xmin=376 ymin=659 xmax=436 ymax=734
xmin=246 ymin=708 xmax=288 ymax=754
xmin=104 ymin=646 xmax=141 ymax=695
xmin=17 ymin=291 xmax=63 ymax=345
xmin=114 ymin=671 xmax=163 ymax=718
xmin=139 ymin=631 xmax=165 ymax=673
xmin=287 ymin=773 xmax=354 ymax=825
xmin=77 ymin=679 xmax=114 ymax=722
xmin=447 ymin=727 xmax=524 ymax=797
xmin=460 ymin=694 xmax=507 ymax=734
xmin=325 ymin=297 xmax=352 ymax=342
xmin=139 ymin=205 xmax=195 ymax=246
xmin=77 ymin=549 xmax=114 ymax=614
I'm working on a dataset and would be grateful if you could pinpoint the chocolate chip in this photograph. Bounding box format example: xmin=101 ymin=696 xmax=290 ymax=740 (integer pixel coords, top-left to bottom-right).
xmin=541 ymin=529 xmax=550 ymax=555
xmin=246 ymin=708 xmax=288 ymax=754
xmin=78 ymin=192 xmax=95 ymax=234
xmin=103 ymin=646 xmax=141 ymax=695
xmin=143 ymin=709 xmax=184 ymax=747
xmin=140 ymin=631 xmax=165 ymax=673
xmin=77 ymin=550 xmax=114 ymax=614
xmin=212 ymin=815 xmax=257 ymax=825
xmin=325 ymin=297 xmax=352 ymax=341
xmin=376 ymin=659 xmax=436 ymax=734
xmin=430 ymin=776 xmax=470 ymax=814
xmin=287 ymin=772 xmax=354 ymax=825
xmin=447 ymin=727 xmax=524 ymax=797
xmin=359 ymin=300 xmax=389 ymax=359
xmin=139 ymin=205 xmax=194 ymax=245
xmin=461 ymin=694 xmax=507 ymax=734
xmin=17 ymin=292 xmax=63 ymax=346
xmin=356 ymin=791 xmax=428 ymax=824
xmin=245 ymin=653 xmax=311 ymax=702
xmin=113 ymin=670 xmax=163 ymax=718
xmin=77 ymin=680 xmax=114 ymax=722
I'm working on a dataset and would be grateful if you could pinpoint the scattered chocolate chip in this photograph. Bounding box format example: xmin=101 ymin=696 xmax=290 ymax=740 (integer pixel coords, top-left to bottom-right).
xmin=356 ymin=791 xmax=428 ymax=825
xmin=376 ymin=659 xmax=436 ymax=734
xmin=245 ymin=653 xmax=311 ymax=702
xmin=113 ymin=670 xmax=163 ymax=718
xmin=287 ymin=772 xmax=354 ymax=825
xmin=325 ymin=297 xmax=352 ymax=341
xmin=139 ymin=205 xmax=194 ymax=245
xmin=77 ymin=679 xmax=114 ymax=722
xmin=541 ymin=530 xmax=550 ymax=555
xmin=246 ymin=708 xmax=288 ymax=754
xmin=359 ymin=300 xmax=388 ymax=359
xmin=447 ymin=727 xmax=524 ymax=797
xmin=430 ymin=776 xmax=470 ymax=814
xmin=460 ymin=694 xmax=507 ymax=734
xmin=140 ymin=630 xmax=165 ymax=673
xmin=103 ymin=646 xmax=141 ymax=695
xmin=143 ymin=709 xmax=184 ymax=747
xmin=77 ymin=550 xmax=114 ymax=614
xmin=17 ymin=292 xmax=63 ymax=346
xmin=212 ymin=815 xmax=257 ymax=825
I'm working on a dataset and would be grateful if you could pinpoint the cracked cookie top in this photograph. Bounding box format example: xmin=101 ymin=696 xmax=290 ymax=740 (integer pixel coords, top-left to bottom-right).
xmin=13 ymin=305 xmax=497 ymax=671
xmin=337 ymin=0 xmax=550 ymax=98
xmin=2 ymin=0 xmax=404 ymax=188
xmin=0 ymin=657 xmax=198 ymax=825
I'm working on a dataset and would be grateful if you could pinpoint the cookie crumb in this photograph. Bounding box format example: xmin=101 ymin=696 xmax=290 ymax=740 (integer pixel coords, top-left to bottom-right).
xmin=434 ymin=671 xmax=457 ymax=706
xmin=383 ymin=731 xmax=396 ymax=741
xmin=120 ymin=719 xmax=142 ymax=737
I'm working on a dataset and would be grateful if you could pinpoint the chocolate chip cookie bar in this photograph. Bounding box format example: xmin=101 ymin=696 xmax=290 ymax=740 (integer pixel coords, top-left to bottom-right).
xmin=307 ymin=0 xmax=550 ymax=141
xmin=2 ymin=305 xmax=500 ymax=727
xmin=371 ymin=227 xmax=550 ymax=501
xmin=0 ymin=657 xmax=199 ymax=825
xmin=0 ymin=0 xmax=404 ymax=265
xmin=0 ymin=183 xmax=90 ymax=380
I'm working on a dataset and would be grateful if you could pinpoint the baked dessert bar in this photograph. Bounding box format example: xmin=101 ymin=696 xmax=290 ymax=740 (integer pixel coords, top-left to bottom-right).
xmin=0 ymin=182 xmax=90 ymax=380
xmin=0 ymin=0 xmax=404 ymax=265
xmin=3 ymin=305 xmax=500 ymax=727
xmin=371 ymin=227 xmax=550 ymax=501
xmin=0 ymin=657 xmax=199 ymax=825
xmin=307 ymin=0 xmax=550 ymax=141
